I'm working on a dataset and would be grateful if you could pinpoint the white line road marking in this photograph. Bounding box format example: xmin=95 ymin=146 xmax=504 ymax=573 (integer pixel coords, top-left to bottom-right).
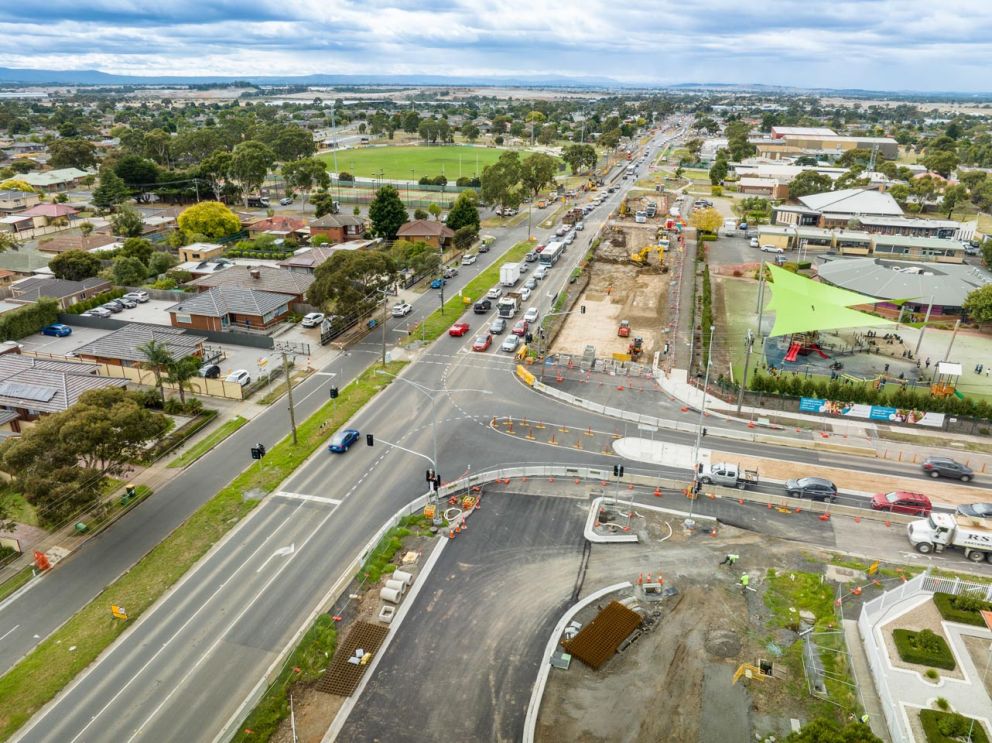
xmin=313 ymin=372 xmax=337 ymax=377
xmin=274 ymin=491 xmax=341 ymax=506
xmin=0 ymin=624 xmax=18 ymax=642
xmin=255 ymin=544 xmax=296 ymax=573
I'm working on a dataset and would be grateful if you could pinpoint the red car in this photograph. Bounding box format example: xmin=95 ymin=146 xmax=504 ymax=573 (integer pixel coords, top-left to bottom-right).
xmin=534 ymin=244 xmax=546 ymax=253
xmin=448 ymin=322 xmax=470 ymax=337
xmin=870 ymin=491 xmax=932 ymax=516
xmin=511 ymin=320 xmax=529 ymax=337
xmin=471 ymin=334 xmax=492 ymax=352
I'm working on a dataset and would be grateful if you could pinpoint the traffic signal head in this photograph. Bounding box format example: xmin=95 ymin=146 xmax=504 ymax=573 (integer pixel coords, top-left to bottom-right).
xmin=366 ymin=433 xmax=374 ymax=446
xmin=580 ymin=305 xmax=586 ymax=314
xmin=613 ymin=464 xmax=624 ymax=477
xmin=329 ymin=386 xmax=339 ymax=399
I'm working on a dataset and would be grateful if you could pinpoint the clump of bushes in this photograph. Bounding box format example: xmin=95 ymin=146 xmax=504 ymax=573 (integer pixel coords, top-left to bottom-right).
xmin=65 ymin=288 xmax=126 ymax=314
xmin=933 ymin=592 xmax=992 ymax=626
xmin=892 ymin=628 xmax=956 ymax=670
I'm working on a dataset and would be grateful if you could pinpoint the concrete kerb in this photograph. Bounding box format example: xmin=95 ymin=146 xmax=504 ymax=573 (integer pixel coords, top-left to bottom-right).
xmin=586 ymin=497 xmax=638 ymax=543
xmin=522 ymin=581 xmax=633 ymax=743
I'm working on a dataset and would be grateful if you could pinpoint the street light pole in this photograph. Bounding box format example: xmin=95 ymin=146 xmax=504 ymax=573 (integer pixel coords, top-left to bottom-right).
xmin=687 ymin=325 xmax=715 ymax=525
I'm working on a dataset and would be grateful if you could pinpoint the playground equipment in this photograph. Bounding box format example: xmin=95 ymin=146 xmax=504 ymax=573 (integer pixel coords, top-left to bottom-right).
xmin=618 ymin=320 xmax=631 ymax=338
xmin=930 ymin=361 xmax=962 ymax=398
xmin=783 ymin=332 xmax=830 ymax=364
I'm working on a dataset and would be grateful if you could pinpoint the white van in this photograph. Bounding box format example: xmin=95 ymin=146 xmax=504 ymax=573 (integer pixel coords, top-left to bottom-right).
xmin=534 ymin=265 xmax=548 ymax=280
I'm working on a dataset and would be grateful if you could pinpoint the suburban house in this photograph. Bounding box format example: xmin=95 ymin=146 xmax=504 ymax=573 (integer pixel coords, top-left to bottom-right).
xmin=0 ymin=250 xmax=54 ymax=278
xmin=173 ymin=257 xmax=236 ymax=279
xmin=189 ymin=265 xmax=314 ymax=304
xmin=246 ymin=215 xmax=307 ymax=240
xmin=0 ymin=354 xmax=128 ymax=433
xmin=73 ymin=324 xmax=204 ymax=367
xmin=8 ymin=276 xmax=111 ymax=309
xmin=20 ymin=168 xmax=91 ymax=193
xmin=16 ymin=203 xmax=79 ymax=229
xmin=35 ymin=232 xmax=117 ymax=254
xmin=0 ymin=189 xmax=41 ymax=215
xmin=166 ymin=287 xmax=292 ymax=331
xmin=278 ymin=240 xmax=371 ymax=274
xmin=773 ymin=188 xmax=903 ymax=229
xmin=396 ymin=219 xmax=455 ymax=249
xmin=308 ymin=214 xmax=366 ymax=244
xmin=178 ymin=242 xmax=225 ymax=263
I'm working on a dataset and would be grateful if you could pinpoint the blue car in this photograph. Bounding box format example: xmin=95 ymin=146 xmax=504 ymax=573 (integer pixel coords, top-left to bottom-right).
xmin=430 ymin=277 xmax=446 ymax=289
xmin=42 ymin=323 xmax=72 ymax=337
xmin=328 ymin=428 xmax=360 ymax=453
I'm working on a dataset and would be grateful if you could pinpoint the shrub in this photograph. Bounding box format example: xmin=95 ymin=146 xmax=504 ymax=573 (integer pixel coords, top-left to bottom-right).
xmin=892 ymin=628 xmax=956 ymax=670
xmin=935 ymin=697 xmax=950 ymax=711
xmin=920 ymin=709 xmax=990 ymax=743
xmin=933 ymin=591 xmax=992 ymax=626
xmin=925 ymin=668 xmax=940 ymax=681
xmin=700 ymin=233 xmax=717 ymax=241
xmin=711 ymin=185 xmax=723 ymax=196
xmin=64 ymin=288 xmax=126 ymax=314
xmin=0 ymin=297 xmax=59 ymax=340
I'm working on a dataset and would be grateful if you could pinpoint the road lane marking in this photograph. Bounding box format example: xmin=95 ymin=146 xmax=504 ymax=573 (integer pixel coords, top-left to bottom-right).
xmin=273 ymin=492 xmax=341 ymax=506
xmin=0 ymin=624 xmax=18 ymax=642
xmin=255 ymin=544 xmax=296 ymax=573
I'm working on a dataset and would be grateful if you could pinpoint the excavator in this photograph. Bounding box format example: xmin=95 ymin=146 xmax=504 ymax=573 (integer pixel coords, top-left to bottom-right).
xmin=629 ymin=240 xmax=668 ymax=265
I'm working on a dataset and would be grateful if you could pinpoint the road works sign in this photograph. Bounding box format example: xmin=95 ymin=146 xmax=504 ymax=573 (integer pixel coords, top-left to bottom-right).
xmin=111 ymin=605 xmax=128 ymax=621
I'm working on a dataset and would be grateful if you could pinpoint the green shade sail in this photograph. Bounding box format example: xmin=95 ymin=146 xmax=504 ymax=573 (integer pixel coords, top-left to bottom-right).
xmin=762 ymin=262 xmax=895 ymax=338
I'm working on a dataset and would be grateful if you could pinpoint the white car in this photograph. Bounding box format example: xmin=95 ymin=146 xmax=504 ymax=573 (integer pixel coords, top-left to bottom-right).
xmin=749 ymin=237 xmax=759 ymax=248
xmin=123 ymin=290 xmax=149 ymax=303
xmin=523 ymin=307 xmax=539 ymax=323
xmin=391 ymin=302 xmax=412 ymax=317
xmin=575 ymin=221 xmax=585 ymax=231
xmin=301 ymin=312 xmax=325 ymax=327
xmin=519 ymin=287 xmax=532 ymax=301
xmin=226 ymin=369 xmax=251 ymax=386
xmin=461 ymin=254 xmax=478 ymax=265
xmin=760 ymin=245 xmax=784 ymax=254
xmin=487 ymin=286 xmax=502 ymax=300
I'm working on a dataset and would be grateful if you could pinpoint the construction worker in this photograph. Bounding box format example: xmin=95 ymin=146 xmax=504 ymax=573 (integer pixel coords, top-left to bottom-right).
xmin=719 ymin=553 xmax=739 ymax=567
xmin=860 ymin=714 xmax=870 ymax=725
xmin=739 ymin=573 xmax=750 ymax=594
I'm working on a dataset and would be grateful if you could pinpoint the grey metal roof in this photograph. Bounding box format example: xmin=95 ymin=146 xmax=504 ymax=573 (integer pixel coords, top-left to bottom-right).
xmin=73 ymin=323 xmax=202 ymax=363
xmin=309 ymin=214 xmax=365 ymax=228
xmin=0 ymin=354 xmax=126 ymax=413
xmin=189 ymin=265 xmax=314 ymax=296
xmin=816 ymin=257 xmax=991 ymax=308
xmin=10 ymin=276 xmax=109 ymax=301
xmin=167 ymin=287 xmax=289 ymax=318
xmin=798 ymin=188 xmax=903 ymax=216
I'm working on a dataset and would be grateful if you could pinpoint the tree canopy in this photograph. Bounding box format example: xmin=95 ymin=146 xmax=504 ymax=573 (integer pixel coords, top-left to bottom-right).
xmin=368 ymin=185 xmax=408 ymax=239
xmin=963 ymin=284 xmax=992 ymax=324
xmin=788 ymin=171 xmax=834 ymax=199
xmin=480 ymin=151 xmax=523 ymax=211
xmin=49 ymin=250 xmax=102 ymax=281
xmin=178 ymin=201 xmax=241 ymax=238
xmin=307 ymin=250 xmax=397 ymax=319
xmin=445 ymin=190 xmax=480 ymax=235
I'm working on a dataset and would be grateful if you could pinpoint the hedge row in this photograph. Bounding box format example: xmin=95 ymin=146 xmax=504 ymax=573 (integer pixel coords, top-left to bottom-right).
xmin=0 ymin=297 xmax=58 ymax=341
xmin=892 ymin=629 xmax=956 ymax=670
xmin=920 ymin=709 xmax=990 ymax=743
xmin=933 ymin=591 xmax=992 ymax=626
xmin=224 ymin=249 xmax=292 ymax=260
xmin=749 ymin=371 xmax=992 ymax=420
xmin=64 ymin=288 xmax=127 ymax=314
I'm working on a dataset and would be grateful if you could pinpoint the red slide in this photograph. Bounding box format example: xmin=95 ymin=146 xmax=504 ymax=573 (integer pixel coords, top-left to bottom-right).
xmin=813 ymin=345 xmax=829 ymax=359
xmin=784 ymin=341 xmax=801 ymax=362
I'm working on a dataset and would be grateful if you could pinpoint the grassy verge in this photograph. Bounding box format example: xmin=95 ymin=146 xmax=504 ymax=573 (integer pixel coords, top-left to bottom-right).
xmin=0 ymin=360 xmax=407 ymax=740
xmin=230 ymin=614 xmax=337 ymax=743
xmin=0 ymin=487 xmax=37 ymax=527
xmin=404 ymin=240 xmax=534 ymax=343
xmin=257 ymin=369 xmax=315 ymax=406
xmin=874 ymin=429 xmax=992 ymax=454
xmin=358 ymin=514 xmax=433 ymax=584
xmin=0 ymin=566 xmax=34 ymax=603
xmin=168 ymin=415 xmax=249 ymax=469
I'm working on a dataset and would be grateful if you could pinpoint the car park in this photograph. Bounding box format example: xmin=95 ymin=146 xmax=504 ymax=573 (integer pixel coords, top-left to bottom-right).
xmin=117 ymin=297 xmax=137 ymax=309
xmin=760 ymin=245 xmax=784 ymax=253
xmin=124 ymin=290 xmax=149 ymax=303
xmin=956 ymin=503 xmax=992 ymax=520
xmin=461 ymin=254 xmax=478 ymax=265
xmin=327 ymin=428 xmax=360 ymax=453
xmin=391 ymin=302 xmax=412 ymax=317
xmin=785 ymin=477 xmax=837 ymax=501
xmin=524 ymin=277 xmax=538 ymax=290
xmin=198 ymin=363 xmax=221 ymax=379
xmin=922 ymin=457 xmax=973 ymax=482
xmin=471 ymin=334 xmax=493 ymax=352
xmin=301 ymin=312 xmax=325 ymax=327
xmin=489 ymin=318 xmax=506 ymax=334
xmin=226 ymin=369 xmax=251 ymax=386
xmin=487 ymin=286 xmax=502 ymax=300
xmin=870 ymin=491 xmax=932 ymax=516
xmin=523 ymin=307 xmax=539 ymax=323
xmin=511 ymin=320 xmax=529 ymax=336
xmin=42 ymin=323 xmax=72 ymax=337
xmin=500 ymin=334 xmax=521 ymax=352
xmin=102 ymin=302 xmax=124 ymax=314
xmin=448 ymin=322 xmax=470 ymax=337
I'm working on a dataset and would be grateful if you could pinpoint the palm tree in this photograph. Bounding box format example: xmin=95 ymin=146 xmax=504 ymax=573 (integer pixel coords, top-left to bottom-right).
xmin=137 ymin=339 xmax=174 ymax=403
xmin=164 ymin=356 xmax=200 ymax=406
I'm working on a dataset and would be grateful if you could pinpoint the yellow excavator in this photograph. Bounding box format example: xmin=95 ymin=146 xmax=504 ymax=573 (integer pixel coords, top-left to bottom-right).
xmin=629 ymin=239 xmax=668 ymax=265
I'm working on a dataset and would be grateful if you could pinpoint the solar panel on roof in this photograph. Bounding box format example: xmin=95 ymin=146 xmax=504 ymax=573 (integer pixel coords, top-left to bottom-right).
xmin=0 ymin=381 xmax=57 ymax=402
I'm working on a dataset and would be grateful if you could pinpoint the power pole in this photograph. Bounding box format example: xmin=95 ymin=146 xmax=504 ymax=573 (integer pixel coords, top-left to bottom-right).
xmin=381 ymin=289 xmax=388 ymax=367
xmin=736 ymin=329 xmax=754 ymax=415
xmin=942 ymin=318 xmax=961 ymax=362
xmin=282 ymin=352 xmax=298 ymax=445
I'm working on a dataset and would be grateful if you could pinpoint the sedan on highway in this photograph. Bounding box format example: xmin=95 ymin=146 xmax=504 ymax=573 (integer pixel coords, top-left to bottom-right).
xmin=448 ymin=322 xmax=470 ymax=337
xmin=327 ymin=428 xmax=360 ymax=453
xmin=922 ymin=457 xmax=973 ymax=482
xmin=487 ymin=286 xmax=502 ymax=300
xmin=523 ymin=277 xmax=538 ymax=290
xmin=461 ymin=254 xmax=478 ymax=265
xmin=519 ymin=287 xmax=532 ymax=301
xmin=42 ymin=323 xmax=72 ymax=337
xmin=785 ymin=477 xmax=837 ymax=502
xmin=391 ymin=302 xmax=412 ymax=317
xmin=471 ymin=334 xmax=493 ymax=352
xmin=523 ymin=307 xmax=539 ymax=323
xmin=500 ymin=334 xmax=521 ymax=353
xmin=956 ymin=502 xmax=992 ymax=520
xmin=511 ymin=320 xmax=529 ymax=337
xmin=870 ymin=491 xmax=932 ymax=516
xmin=490 ymin=318 xmax=506 ymax=334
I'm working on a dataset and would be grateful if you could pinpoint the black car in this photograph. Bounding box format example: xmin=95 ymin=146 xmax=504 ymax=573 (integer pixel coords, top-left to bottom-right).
xmin=922 ymin=457 xmax=973 ymax=482
xmin=473 ymin=299 xmax=492 ymax=314
xmin=198 ymin=363 xmax=221 ymax=379
xmin=785 ymin=477 xmax=838 ymax=502
xmin=956 ymin=503 xmax=992 ymax=520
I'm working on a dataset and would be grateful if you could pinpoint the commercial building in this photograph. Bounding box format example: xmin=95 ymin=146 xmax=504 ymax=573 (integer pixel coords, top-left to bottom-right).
xmin=758 ymin=225 xmax=966 ymax=263
xmin=753 ymin=129 xmax=899 ymax=161
xmin=774 ymin=188 xmax=904 ymax=229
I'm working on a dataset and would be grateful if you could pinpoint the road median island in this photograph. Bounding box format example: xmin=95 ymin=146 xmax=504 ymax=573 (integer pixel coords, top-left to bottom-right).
xmin=0 ymin=360 xmax=407 ymax=741
xmin=405 ymin=240 xmax=534 ymax=343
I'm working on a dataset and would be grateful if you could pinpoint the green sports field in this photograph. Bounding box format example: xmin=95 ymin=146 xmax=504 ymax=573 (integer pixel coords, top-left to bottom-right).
xmin=318 ymin=145 xmax=509 ymax=180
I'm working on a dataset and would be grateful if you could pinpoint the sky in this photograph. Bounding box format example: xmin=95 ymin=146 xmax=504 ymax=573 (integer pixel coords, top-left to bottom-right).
xmin=1 ymin=0 xmax=991 ymax=91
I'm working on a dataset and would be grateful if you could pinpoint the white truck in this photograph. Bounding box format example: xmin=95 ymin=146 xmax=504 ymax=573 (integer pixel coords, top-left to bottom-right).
xmin=500 ymin=262 xmax=521 ymax=287
xmin=698 ymin=463 xmax=759 ymax=490
xmin=908 ymin=512 xmax=992 ymax=563
xmin=496 ymin=295 xmax=518 ymax=319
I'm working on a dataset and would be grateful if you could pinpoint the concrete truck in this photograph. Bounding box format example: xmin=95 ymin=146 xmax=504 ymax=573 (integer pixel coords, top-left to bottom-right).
xmin=500 ymin=262 xmax=521 ymax=287
xmin=907 ymin=512 xmax=992 ymax=563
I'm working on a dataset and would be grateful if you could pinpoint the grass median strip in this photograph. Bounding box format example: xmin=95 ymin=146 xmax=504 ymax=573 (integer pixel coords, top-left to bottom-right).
xmin=167 ymin=415 xmax=249 ymax=469
xmin=405 ymin=240 xmax=534 ymax=343
xmin=0 ymin=360 xmax=407 ymax=740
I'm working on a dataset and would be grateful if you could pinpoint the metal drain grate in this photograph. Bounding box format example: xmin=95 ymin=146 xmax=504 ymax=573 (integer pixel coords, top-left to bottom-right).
xmin=315 ymin=621 xmax=390 ymax=696
xmin=562 ymin=601 xmax=642 ymax=670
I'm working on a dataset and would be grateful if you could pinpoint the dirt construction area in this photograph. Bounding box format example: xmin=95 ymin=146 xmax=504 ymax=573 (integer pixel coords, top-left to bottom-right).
xmin=553 ymin=223 xmax=676 ymax=362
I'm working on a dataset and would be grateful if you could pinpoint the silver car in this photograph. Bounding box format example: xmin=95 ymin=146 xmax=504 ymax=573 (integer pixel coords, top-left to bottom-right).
xmin=500 ymin=334 xmax=520 ymax=352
